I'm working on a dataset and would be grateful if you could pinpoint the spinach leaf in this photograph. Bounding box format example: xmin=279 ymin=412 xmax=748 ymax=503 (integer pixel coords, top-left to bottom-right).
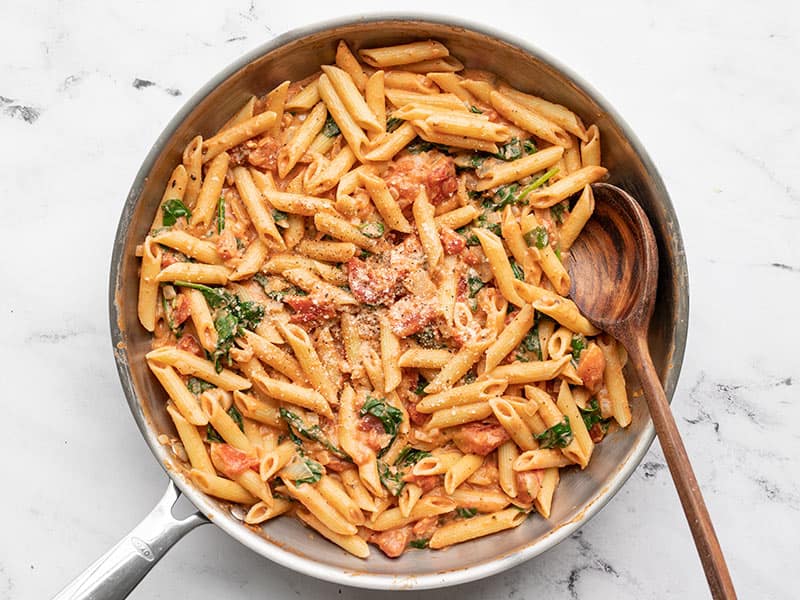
xmin=216 ymin=196 xmax=225 ymax=234
xmin=571 ymin=334 xmax=587 ymax=360
xmin=279 ymin=407 xmax=351 ymax=460
xmin=523 ymin=139 xmax=537 ymax=154
xmin=456 ymin=507 xmax=478 ymax=518
xmin=518 ymin=326 xmax=542 ymax=361
xmin=323 ymin=115 xmax=340 ymax=137
xmin=395 ymin=446 xmax=432 ymax=467
xmin=467 ymin=274 xmax=485 ymax=298
xmin=580 ymin=398 xmax=611 ymax=435
xmin=294 ymin=456 xmax=324 ymax=485
xmin=359 ymin=221 xmax=385 ymax=239
xmin=524 ymin=226 xmax=549 ymax=249
xmin=518 ymin=167 xmax=559 ymax=201
xmin=482 ymin=183 xmax=520 ymax=211
xmin=206 ymin=405 xmax=244 ymax=442
xmin=510 ymin=259 xmax=525 ymax=281
xmin=536 ymin=417 xmax=573 ymax=448
xmin=161 ymin=199 xmax=191 ymax=226
xmin=494 ymin=137 xmax=522 ymax=161
xmin=378 ymin=461 xmax=405 ymax=496
xmin=360 ymin=396 xmax=403 ymax=436
xmin=550 ymin=201 xmax=568 ymax=224
xmin=410 ymin=538 xmax=430 ymax=549
xmin=412 ymin=326 xmax=442 ymax=349
xmin=187 ymin=377 xmax=214 ymax=395
xmin=413 ymin=375 xmax=429 ymax=397
xmin=173 ymin=281 xmax=264 ymax=372
xmin=386 ymin=116 xmax=403 ymax=132
xmin=272 ymin=209 xmax=288 ymax=222
xmin=469 ymin=105 xmax=483 ymax=114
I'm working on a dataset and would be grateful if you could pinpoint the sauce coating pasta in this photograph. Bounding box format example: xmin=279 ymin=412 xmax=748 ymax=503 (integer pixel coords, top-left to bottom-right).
xmin=138 ymin=38 xmax=627 ymax=559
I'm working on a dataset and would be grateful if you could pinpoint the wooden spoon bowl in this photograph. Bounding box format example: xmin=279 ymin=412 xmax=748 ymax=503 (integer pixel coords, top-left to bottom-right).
xmin=568 ymin=183 xmax=736 ymax=600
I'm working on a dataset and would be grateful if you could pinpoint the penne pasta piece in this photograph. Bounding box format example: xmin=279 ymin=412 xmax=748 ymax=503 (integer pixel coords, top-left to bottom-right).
xmin=369 ymin=496 xmax=457 ymax=531
xmin=282 ymin=478 xmax=357 ymax=536
xmin=497 ymin=83 xmax=588 ymax=141
xmin=184 ymin=288 xmax=217 ymax=352
xmin=277 ymin=101 xmax=328 ymax=178
xmin=530 ymin=295 xmax=600 ymax=336
xmin=427 ymin=72 xmax=475 ymax=103
xmin=229 ymin=238 xmax=268 ymax=281
xmin=365 ymin=70 xmax=386 ymax=133
xmin=398 ymin=348 xmax=453 ymax=369
xmin=426 ymin=113 xmax=511 ymax=142
xmin=451 ymin=486 xmax=510 ymax=513
xmin=252 ymin=372 xmax=333 ymax=419
xmin=193 ymin=151 xmax=230 ymax=227
xmin=379 ymin=315 xmax=403 ymax=393
xmin=314 ymin=212 xmax=379 ymax=251
xmin=425 ymin=401 xmax=494 ymax=430
xmin=241 ymin=330 xmax=306 ymax=383
xmin=534 ymin=467 xmax=560 ymax=518
xmin=306 ymin=146 xmax=357 ymax=195
xmin=336 ymin=40 xmax=368 ymax=91
xmin=147 ymin=361 xmax=208 ymax=426
xmin=472 ymin=227 xmax=525 ymax=307
xmin=556 ymin=380 xmax=593 ymax=468
xmin=318 ymin=74 xmax=369 ymax=161
xmin=385 ymin=89 xmax=467 ymax=112
xmin=475 ymin=146 xmax=563 ymax=191
xmin=598 ymin=336 xmax=631 ymax=427
xmin=444 ymin=454 xmax=484 ymax=494
xmin=286 ymin=79 xmax=321 ymax=111
xmin=514 ymin=449 xmax=573 ymax=471
xmin=361 ymin=171 xmax=413 ymax=233
xmin=295 ymin=239 xmax=356 ymax=263
xmin=413 ymin=188 xmax=443 ymax=271
xmin=580 ymin=124 xmax=601 ymax=166
xmin=182 ymin=136 xmax=203 ymax=208
xmin=321 ymin=66 xmax=382 ymax=134
xmin=484 ymin=304 xmax=535 ymax=372
xmin=234 ymin=390 xmax=283 ymax=429
xmin=244 ymin=498 xmax=292 ymax=524
xmin=282 ymin=267 xmax=356 ymax=306
xmin=423 ymin=329 xmax=495 ymax=394
xmin=523 ymin=166 xmax=608 ymax=209
xmin=399 ymin=56 xmax=464 ymax=73
xmin=497 ymin=441 xmax=519 ymax=498
xmin=384 ymin=71 xmax=439 ymax=94
xmin=340 ymin=468 xmax=377 ymax=512
xmin=233 ymin=166 xmax=286 ymax=247
xmin=559 ymin=184 xmax=595 ymax=252
xmin=317 ymin=475 xmax=365 ymax=526
xmin=417 ymin=378 xmax=507 ymax=413
xmin=147 ymin=346 xmax=251 ymax=391
xmin=434 ymin=204 xmax=480 ymax=230
xmin=262 ymin=189 xmax=336 ymax=217
xmin=296 ymin=509 xmax=370 ymax=558
xmin=490 ymin=91 xmax=571 ymax=148
xmin=153 ymin=230 xmax=223 ymax=265
xmin=155 ymin=263 xmax=231 ymax=285
xmin=137 ymin=237 xmax=162 ymax=332
xmin=488 ymin=356 xmax=572 ymax=385
xmin=359 ymin=40 xmax=450 ymax=68
xmin=413 ymin=120 xmax=499 ymax=153
xmin=490 ymin=397 xmax=537 ymax=451
xmin=278 ymin=321 xmax=339 ymax=405
xmin=363 ymin=121 xmax=418 ymax=162
xmin=166 ymin=403 xmax=213 ymax=474
xmin=189 ymin=469 xmax=257 ymax=504
xmin=264 ymin=81 xmax=290 ymax=137
xmin=203 ymin=111 xmax=277 ymax=162
xmin=429 ymin=508 xmax=527 ymax=549
xmin=218 ymin=96 xmax=255 ymax=133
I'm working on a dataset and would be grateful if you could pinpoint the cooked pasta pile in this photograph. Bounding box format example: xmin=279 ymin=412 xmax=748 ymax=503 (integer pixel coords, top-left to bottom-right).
xmin=137 ymin=39 xmax=630 ymax=559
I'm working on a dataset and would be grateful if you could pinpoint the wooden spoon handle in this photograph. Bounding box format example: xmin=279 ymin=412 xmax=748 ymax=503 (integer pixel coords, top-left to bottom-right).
xmin=626 ymin=335 xmax=737 ymax=600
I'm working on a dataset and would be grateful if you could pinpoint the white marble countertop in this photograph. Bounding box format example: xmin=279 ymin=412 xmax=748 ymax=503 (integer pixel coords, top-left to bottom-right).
xmin=1 ymin=1 xmax=798 ymax=598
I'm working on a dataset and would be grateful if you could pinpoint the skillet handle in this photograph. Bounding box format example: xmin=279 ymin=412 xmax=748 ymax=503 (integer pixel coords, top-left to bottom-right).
xmin=52 ymin=480 xmax=208 ymax=600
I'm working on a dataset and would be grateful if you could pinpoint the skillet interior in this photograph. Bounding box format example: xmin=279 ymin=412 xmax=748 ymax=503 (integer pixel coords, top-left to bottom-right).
xmin=109 ymin=16 xmax=688 ymax=590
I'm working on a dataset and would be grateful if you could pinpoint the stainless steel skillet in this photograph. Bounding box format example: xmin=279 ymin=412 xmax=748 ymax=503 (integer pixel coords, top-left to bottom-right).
xmin=55 ymin=14 xmax=689 ymax=598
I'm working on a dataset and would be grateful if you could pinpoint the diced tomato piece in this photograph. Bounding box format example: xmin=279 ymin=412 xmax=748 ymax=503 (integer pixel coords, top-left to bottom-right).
xmin=284 ymin=295 xmax=336 ymax=326
xmin=452 ymin=421 xmax=510 ymax=456
xmin=160 ymin=251 xmax=181 ymax=269
xmin=440 ymin=226 xmax=466 ymax=255
xmin=347 ymin=257 xmax=399 ymax=305
xmin=357 ymin=414 xmax=387 ymax=452
xmin=401 ymin=473 xmax=440 ymax=493
xmin=210 ymin=443 xmax=259 ymax=478
xmin=176 ymin=333 xmax=204 ymax=357
xmin=371 ymin=526 xmax=412 ymax=558
xmin=405 ymin=399 xmax=431 ymax=427
xmin=172 ymin=294 xmax=191 ymax=325
xmin=577 ymin=344 xmax=606 ymax=394
xmin=247 ymin=135 xmax=280 ymax=171
xmin=387 ymin=294 xmax=439 ymax=338
xmin=412 ymin=516 xmax=438 ymax=539
xmin=426 ymin=156 xmax=457 ymax=203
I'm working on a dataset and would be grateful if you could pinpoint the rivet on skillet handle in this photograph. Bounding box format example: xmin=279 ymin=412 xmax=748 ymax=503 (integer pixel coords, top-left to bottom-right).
xmin=52 ymin=481 xmax=208 ymax=600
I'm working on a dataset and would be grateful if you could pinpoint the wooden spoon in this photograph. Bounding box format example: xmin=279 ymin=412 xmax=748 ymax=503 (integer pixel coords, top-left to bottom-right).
xmin=567 ymin=182 xmax=736 ymax=599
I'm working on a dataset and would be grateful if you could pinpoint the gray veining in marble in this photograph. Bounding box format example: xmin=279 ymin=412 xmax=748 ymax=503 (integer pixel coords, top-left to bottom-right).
xmin=1 ymin=1 xmax=798 ymax=598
